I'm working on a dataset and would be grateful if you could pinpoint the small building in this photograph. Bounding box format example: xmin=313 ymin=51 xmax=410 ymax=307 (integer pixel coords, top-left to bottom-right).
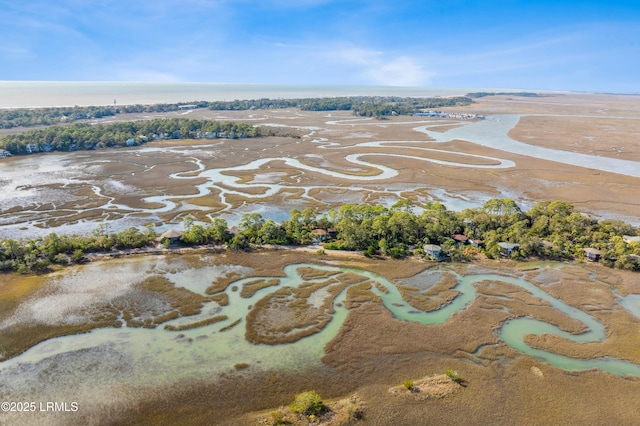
xmin=539 ymin=240 xmax=557 ymax=253
xmin=311 ymin=229 xmax=329 ymax=242
xmin=584 ymin=248 xmax=601 ymax=262
xmin=498 ymin=242 xmax=520 ymax=256
xmin=470 ymin=239 xmax=484 ymax=248
xmin=452 ymin=234 xmax=469 ymax=246
xmin=227 ymin=226 xmax=242 ymax=235
xmin=0 ymin=149 xmax=12 ymax=158
xmin=424 ymin=244 xmax=443 ymax=260
xmin=126 ymin=138 xmax=136 ymax=146
xmin=25 ymin=144 xmax=39 ymax=153
xmin=157 ymin=229 xmax=184 ymax=245
xmin=623 ymin=235 xmax=640 ymax=244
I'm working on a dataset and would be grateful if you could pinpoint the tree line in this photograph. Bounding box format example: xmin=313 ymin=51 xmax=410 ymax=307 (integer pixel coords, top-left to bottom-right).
xmin=1 ymin=198 xmax=639 ymax=275
xmin=0 ymin=118 xmax=268 ymax=155
xmin=0 ymin=96 xmax=474 ymax=130
xmin=0 ymin=106 xmax=116 ymax=129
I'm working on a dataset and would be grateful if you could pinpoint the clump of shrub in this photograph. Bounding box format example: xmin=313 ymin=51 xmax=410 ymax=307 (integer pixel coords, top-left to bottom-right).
xmin=270 ymin=409 xmax=287 ymax=425
xmin=403 ymin=379 xmax=414 ymax=390
xmin=446 ymin=369 xmax=462 ymax=383
xmin=289 ymin=391 xmax=324 ymax=417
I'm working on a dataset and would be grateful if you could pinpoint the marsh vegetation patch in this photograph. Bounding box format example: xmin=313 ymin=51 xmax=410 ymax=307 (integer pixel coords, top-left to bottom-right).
xmin=245 ymin=269 xmax=370 ymax=344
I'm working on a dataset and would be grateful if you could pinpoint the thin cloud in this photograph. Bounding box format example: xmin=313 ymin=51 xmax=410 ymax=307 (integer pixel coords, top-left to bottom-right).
xmin=327 ymin=46 xmax=433 ymax=86
xmin=0 ymin=44 xmax=33 ymax=60
xmin=365 ymin=56 xmax=432 ymax=86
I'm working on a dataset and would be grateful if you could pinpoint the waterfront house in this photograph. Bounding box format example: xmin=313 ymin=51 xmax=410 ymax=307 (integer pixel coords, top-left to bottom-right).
xmin=311 ymin=229 xmax=329 ymax=242
xmin=498 ymin=242 xmax=520 ymax=256
xmin=452 ymin=234 xmax=469 ymax=247
xmin=424 ymin=244 xmax=443 ymax=260
xmin=227 ymin=226 xmax=242 ymax=236
xmin=25 ymin=144 xmax=39 ymax=153
xmin=470 ymin=239 xmax=484 ymax=248
xmin=157 ymin=229 xmax=183 ymax=245
xmin=584 ymin=248 xmax=601 ymax=262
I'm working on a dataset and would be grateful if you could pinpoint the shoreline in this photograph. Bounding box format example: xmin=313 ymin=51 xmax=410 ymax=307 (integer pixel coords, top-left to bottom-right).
xmin=0 ymin=82 xmax=473 ymax=109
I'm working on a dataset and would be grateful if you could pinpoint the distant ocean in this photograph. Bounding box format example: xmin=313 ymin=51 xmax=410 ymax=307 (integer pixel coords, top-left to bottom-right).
xmin=0 ymin=81 xmax=475 ymax=108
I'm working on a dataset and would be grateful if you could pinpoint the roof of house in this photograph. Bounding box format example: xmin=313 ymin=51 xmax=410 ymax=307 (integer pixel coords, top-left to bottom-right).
xmin=623 ymin=235 xmax=640 ymax=243
xmin=159 ymin=229 xmax=183 ymax=239
xmin=452 ymin=234 xmax=469 ymax=242
xmin=583 ymin=248 xmax=601 ymax=254
xmin=311 ymin=229 xmax=328 ymax=235
xmin=498 ymin=242 xmax=520 ymax=250
xmin=227 ymin=226 xmax=241 ymax=234
xmin=423 ymin=244 xmax=442 ymax=252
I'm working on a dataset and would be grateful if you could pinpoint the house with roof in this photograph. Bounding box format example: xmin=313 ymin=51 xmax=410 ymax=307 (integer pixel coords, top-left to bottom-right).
xmin=25 ymin=144 xmax=39 ymax=153
xmin=424 ymin=244 xmax=443 ymax=260
xmin=583 ymin=248 xmax=602 ymax=262
xmin=470 ymin=239 xmax=484 ymax=248
xmin=452 ymin=234 xmax=469 ymax=247
xmin=157 ymin=229 xmax=184 ymax=245
xmin=311 ymin=229 xmax=329 ymax=242
xmin=498 ymin=242 xmax=520 ymax=256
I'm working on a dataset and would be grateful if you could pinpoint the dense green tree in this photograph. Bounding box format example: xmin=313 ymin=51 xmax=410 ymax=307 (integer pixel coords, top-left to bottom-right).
xmin=257 ymin=220 xmax=287 ymax=244
xmin=1 ymin=198 xmax=640 ymax=274
xmin=227 ymin=233 xmax=250 ymax=251
xmin=0 ymin=119 xmax=262 ymax=155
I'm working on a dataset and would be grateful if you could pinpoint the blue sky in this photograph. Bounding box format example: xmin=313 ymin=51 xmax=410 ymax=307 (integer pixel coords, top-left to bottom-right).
xmin=1 ymin=0 xmax=639 ymax=92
